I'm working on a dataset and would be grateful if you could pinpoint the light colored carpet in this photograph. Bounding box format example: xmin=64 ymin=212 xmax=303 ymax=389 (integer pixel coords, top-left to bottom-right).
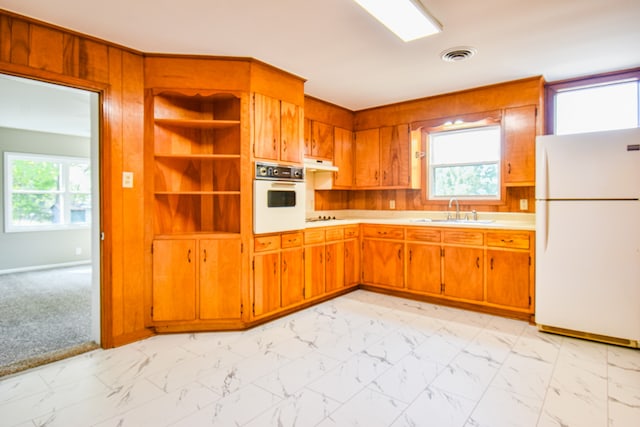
xmin=0 ymin=265 xmax=97 ymax=376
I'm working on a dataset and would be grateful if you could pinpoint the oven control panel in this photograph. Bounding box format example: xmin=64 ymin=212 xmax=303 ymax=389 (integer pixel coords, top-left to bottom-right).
xmin=255 ymin=162 xmax=304 ymax=181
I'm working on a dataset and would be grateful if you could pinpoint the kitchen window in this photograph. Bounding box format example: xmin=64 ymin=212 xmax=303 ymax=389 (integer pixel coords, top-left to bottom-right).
xmin=4 ymin=152 xmax=91 ymax=232
xmin=546 ymin=68 xmax=640 ymax=135
xmin=427 ymin=125 xmax=501 ymax=200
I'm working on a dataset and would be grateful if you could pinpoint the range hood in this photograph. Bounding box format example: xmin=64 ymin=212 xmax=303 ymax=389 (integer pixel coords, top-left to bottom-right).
xmin=303 ymin=158 xmax=338 ymax=172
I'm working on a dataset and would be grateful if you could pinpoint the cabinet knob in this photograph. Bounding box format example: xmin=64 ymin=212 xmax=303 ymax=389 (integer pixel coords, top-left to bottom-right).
xmin=476 ymin=257 xmax=480 ymax=268
xmin=188 ymin=249 xmax=192 ymax=263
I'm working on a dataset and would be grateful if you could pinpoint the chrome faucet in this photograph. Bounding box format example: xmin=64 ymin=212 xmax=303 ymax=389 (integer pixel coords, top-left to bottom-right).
xmin=448 ymin=197 xmax=460 ymax=221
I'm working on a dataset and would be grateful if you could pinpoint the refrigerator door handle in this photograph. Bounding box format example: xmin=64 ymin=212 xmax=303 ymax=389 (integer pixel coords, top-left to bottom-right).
xmin=539 ymin=201 xmax=549 ymax=252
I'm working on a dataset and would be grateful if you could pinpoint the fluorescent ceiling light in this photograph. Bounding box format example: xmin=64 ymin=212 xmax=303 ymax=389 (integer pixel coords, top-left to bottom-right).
xmin=353 ymin=0 xmax=442 ymax=42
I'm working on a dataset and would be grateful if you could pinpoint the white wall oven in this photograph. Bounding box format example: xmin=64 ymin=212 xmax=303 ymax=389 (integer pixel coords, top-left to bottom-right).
xmin=253 ymin=162 xmax=305 ymax=234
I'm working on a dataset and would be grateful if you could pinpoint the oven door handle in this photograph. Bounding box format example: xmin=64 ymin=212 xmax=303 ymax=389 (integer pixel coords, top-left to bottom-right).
xmin=269 ymin=182 xmax=299 ymax=188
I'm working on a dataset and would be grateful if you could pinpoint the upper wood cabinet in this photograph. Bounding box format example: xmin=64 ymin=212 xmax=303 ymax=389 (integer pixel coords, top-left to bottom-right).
xmin=304 ymin=119 xmax=334 ymax=160
xmin=333 ymin=127 xmax=354 ymax=188
xmin=354 ymin=124 xmax=419 ymax=189
xmin=503 ymin=105 xmax=537 ymax=185
xmin=380 ymin=124 xmax=411 ymax=187
xmin=354 ymin=128 xmax=381 ymax=187
xmin=254 ymin=93 xmax=303 ymax=164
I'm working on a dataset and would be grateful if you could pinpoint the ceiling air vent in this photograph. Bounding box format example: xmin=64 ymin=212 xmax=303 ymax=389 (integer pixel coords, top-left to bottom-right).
xmin=440 ymin=47 xmax=477 ymax=62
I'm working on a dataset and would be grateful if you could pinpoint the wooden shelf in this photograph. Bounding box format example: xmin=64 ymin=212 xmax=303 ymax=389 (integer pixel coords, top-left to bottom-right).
xmin=155 ymin=118 xmax=240 ymax=129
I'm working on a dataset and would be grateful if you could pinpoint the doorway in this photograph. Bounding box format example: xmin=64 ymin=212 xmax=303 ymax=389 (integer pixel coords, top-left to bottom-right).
xmin=0 ymin=74 xmax=101 ymax=375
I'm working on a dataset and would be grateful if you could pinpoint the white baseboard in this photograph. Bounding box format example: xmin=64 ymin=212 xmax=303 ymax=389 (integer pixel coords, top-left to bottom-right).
xmin=0 ymin=261 xmax=91 ymax=275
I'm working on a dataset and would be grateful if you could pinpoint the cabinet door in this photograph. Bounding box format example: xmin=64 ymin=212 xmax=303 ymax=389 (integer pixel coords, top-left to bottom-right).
xmin=354 ymin=129 xmax=380 ymax=187
xmin=200 ymin=239 xmax=242 ymax=320
xmin=281 ymin=247 xmax=304 ymax=307
xmin=362 ymin=239 xmax=404 ymax=288
xmin=311 ymin=121 xmax=334 ymax=160
xmin=254 ymin=93 xmax=280 ymax=161
xmin=487 ymin=250 xmax=530 ymax=309
xmin=504 ymin=105 xmax=536 ymax=185
xmin=152 ymin=239 xmax=196 ymax=321
xmin=443 ymin=246 xmax=483 ymax=301
xmin=280 ymin=101 xmax=303 ymax=163
xmin=333 ymin=127 xmax=354 ymax=188
xmin=304 ymin=245 xmax=325 ymax=298
xmin=380 ymin=124 xmax=410 ymax=187
xmin=406 ymin=243 xmax=441 ymax=294
xmin=325 ymin=241 xmax=345 ymax=292
xmin=344 ymin=238 xmax=360 ymax=287
xmin=253 ymin=252 xmax=281 ymax=316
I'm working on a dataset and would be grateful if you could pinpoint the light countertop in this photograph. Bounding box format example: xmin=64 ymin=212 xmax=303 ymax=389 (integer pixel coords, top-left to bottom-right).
xmin=304 ymin=210 xmax=535 ymax=231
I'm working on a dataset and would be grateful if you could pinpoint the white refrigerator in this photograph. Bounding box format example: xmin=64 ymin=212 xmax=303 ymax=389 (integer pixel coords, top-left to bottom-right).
xmin=535 ymin=127 xmax=640 ymax=347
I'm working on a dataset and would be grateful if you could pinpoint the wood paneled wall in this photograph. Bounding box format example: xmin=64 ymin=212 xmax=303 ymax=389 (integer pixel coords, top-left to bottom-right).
xmin=313 ymin=77 xmax=544 ymax=213
xmin=0 ymin=10 xmax=150 ymax=347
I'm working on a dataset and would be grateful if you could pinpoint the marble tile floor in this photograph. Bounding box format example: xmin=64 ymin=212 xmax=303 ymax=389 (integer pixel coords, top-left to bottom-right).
xmin=1 ymin=290 xmax=639 ymax=427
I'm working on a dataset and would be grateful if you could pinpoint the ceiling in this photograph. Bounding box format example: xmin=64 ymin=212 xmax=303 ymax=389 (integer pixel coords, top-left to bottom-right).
xmin=0 ymin=0 xmax=639 ymax=111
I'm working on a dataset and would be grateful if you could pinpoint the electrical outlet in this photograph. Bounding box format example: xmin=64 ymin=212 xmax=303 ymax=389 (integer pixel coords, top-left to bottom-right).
xmin=519 ymin=199 xmax=528 ymax=210
xmin=122 ymin=171 xmax=134 ymax=188
xmin=75 ymin=247 xmax=82 ymax=255
xmin=390 ymin=199 xmax=396 ymax=209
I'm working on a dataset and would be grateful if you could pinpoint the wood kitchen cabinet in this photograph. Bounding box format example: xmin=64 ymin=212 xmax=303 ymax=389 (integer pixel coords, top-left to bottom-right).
xmin=152 ymin=239 xmax=197 ymax=322
xmin=503 ymin=105 xmax=537 ymax=185
xmin=442 ymin=230 xmax=484 ymax=301
xmin=354 ymin=128 xmax=381 ymax=187
xmin=361 ymin=225 xmax=404 ymax=288
xmin=253 ymin=235 xmax=282 ymax=317
xmin=152 ymin=237 xmax=242 ymax=322
xmin=486 ymin=231 xmax=533 ymax=309
xmin=281 ymin=231 xmax=305 ymax=307
xmin=254 ymin=93 xmax=303 ymax=164
xmin=304 ymin=119 xmax=334 ymax=160
xmin=199 ymin=239 xmax=243 ymax=320
xmin=380 ymin=124 xmax=411 ymax=187
xmin=325 ymin=228 xmax=346 ymax=292
xmin=406 ymin=228 xmax=442 ymax=294
xmin=443 ymin=246 xmax=484 ymax=301
xmin=304 ymin=229 xmax=326 ymax=299
xmin=333 ymin=127 xmax=354 ymax=188
xmin=343 ymin=226 xmax=360 ymax=287
xmin=354 ymin=124 xmax=418 ymax=189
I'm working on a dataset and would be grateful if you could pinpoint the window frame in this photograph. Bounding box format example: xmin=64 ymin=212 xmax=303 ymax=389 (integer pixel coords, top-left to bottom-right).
xmin=4 ymin=151 xmax=92 ymax=233
xmin=427 ymin=125 xmax=502 ymax=201
xmin=417 ymin=111 xmax=504 ymax=204
xmin=545 ymin=67 xmax=640 ymax=135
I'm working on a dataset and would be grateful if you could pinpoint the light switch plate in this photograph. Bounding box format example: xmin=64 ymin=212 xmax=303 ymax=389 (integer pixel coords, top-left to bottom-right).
xmin=122 ymin=171 xmax=134 ymax=188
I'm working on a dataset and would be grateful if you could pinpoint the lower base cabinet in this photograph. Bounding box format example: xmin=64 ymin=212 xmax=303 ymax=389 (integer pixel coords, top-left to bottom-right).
xmin=362 ymin=239 xmax=404 ymax=288
xmin=253 ymin=251 xmax=281 ymax=317
xmin=151 ymin=237 xmax=242 ymax=323
xmin=281 ymin=247 xmax=304 ymax=307
xmin=442 ymin=246 xmax=484 ymax=301
xmin=406 ymin=242 xmax=441 ymax=294
xmin=486 ymin=249 xmax=531 ymax=309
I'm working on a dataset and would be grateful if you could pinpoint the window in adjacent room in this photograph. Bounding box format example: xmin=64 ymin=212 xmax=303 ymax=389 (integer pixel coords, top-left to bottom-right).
xmin=547 ymin=68 xmax=640 ymax=135
xmin=4 ymin=152 xmax=91 ymax=232
xmin=427 ymin=125 xmax=501 ymax=200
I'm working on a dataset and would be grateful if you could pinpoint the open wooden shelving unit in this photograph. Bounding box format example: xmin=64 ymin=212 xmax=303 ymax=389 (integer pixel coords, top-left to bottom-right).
xmin=150 ymin=90 xmax=242 ymax=236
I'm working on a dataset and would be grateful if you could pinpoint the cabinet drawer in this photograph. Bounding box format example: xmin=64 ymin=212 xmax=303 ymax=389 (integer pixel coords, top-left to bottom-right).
xmin=254 ymin=235 xmax=280 ymax=252
xmin=325 ymin=228 xmax=344 ymax=242
xmin=443 ymin=230 xmax=484 ymax=246
xmin=487 ymin=231 xmax=530 ymax=249
xmin=281 ymin=231 xmax=303 ymax=248
xmin=304 ymin=229 xmax=326 ymax=244
xmin=406 ymin=227 xmax=441 ymax=243
xmin=363 ymin=225 xmax=404 ymax=240
xmin=344 ymin=226 xmax=359 ymax=239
